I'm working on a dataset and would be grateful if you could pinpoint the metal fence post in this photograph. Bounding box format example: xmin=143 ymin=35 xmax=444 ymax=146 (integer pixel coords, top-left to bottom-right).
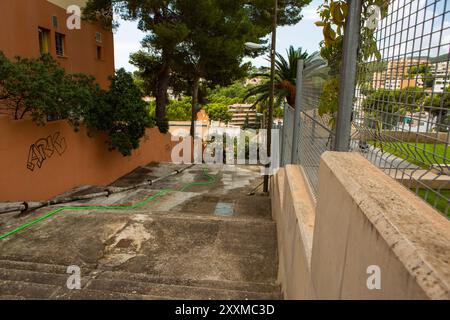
xmin=334 ymin=0 xmax=362 ymax=151
xmin=281 ymin=105 xmax=294 ymax=166
xmin=291 ymin=59 xmax=304 ymax=164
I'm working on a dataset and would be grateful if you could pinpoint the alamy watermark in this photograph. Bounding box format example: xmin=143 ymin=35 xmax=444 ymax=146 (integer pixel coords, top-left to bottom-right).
xmin=66 ymin=5 xmax=81 ymax=30
xmin=171 ymin=124 xmax=281 ymax=176
xmin=366 ymin=265 xmax=381 ymax=290
xmin=365 ymin=5 xmax=381 ymax=30
xmin=66 ymin=265 xmax=81 ymax=290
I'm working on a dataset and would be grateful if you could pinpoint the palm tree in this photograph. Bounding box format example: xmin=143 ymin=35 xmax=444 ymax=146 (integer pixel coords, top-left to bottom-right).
xmin=245 ymin=46 xmax=310 ymax=108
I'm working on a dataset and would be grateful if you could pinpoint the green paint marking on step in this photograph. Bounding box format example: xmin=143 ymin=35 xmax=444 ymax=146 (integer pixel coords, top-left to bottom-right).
xmin=0 ymin=167 xmax=216 ymax=240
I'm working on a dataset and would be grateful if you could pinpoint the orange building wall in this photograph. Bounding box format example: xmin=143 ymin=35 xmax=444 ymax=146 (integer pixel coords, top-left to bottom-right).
xmin=0 ymin=116 xmax=179 ymax=201
xmin=0 ymin=0 xmax=115 ymax=89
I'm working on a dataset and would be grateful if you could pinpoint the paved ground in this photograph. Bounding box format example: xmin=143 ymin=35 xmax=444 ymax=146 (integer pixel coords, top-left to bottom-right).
xmin=0 ymin=164 xmax=280 ymax=300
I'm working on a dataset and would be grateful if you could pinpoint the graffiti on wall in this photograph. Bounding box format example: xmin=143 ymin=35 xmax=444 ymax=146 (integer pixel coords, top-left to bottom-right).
xmin=27 ymin=132 xmax=67 ymax=171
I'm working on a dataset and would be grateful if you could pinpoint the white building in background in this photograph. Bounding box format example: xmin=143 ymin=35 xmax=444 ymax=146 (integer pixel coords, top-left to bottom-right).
xmin=398 ymin=111 xmax=436 ymax=133
xmin=432 ymin=61 xmax=450 ymax=93
xmin=228 ymin=104 xmax=258 ymax=128
xmin=384 ymin=79 xmax=403 ymax=90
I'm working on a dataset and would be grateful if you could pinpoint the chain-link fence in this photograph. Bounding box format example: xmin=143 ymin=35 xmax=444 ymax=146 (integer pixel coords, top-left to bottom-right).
xmin=352 ymin=0 xmax=450 ymax=217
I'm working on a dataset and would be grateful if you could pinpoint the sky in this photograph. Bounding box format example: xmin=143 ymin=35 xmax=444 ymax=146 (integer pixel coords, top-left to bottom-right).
xmin=112 ymin=0 xmax=324 ymax=72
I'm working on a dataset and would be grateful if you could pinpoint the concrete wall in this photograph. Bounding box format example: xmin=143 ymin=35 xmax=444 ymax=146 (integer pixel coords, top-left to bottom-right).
xmin=0 ymin=116 xmax=178 ymax=201
xmin=271 ymin=166 xmax=316 ymax=299
xmin=271 ymin=152 xmax=450 ymax=300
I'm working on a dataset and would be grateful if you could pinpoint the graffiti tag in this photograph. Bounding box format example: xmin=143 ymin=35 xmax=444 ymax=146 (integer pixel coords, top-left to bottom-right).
xmin=27 ymin=132 xmax=67 ymax=171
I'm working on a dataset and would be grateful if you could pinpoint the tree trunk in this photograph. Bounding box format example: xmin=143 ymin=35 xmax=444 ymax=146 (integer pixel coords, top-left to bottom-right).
xmin=190 ymin=77 xmax=200 ymax=137
xmin=155 ymin=60 xmax=170 ymax=132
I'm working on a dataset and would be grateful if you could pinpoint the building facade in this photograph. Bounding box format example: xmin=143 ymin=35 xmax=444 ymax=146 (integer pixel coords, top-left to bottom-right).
xmin=228 ymin=104 xmax=259 ymax=128
xmin=432 ymin=61 xmax=450 ymax=93
xmin=0 ymin=0 xmax=115 ymax=89
xmin=372 ymin=58 xmax=428 ymax=90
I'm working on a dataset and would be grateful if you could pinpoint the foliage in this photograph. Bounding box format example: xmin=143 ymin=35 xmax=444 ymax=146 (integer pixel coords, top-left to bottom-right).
xmin=0 ymin=52 xmax=99 ymax=127
xmin=243 ymin=114 xmax=250 ymax=130
xmin=148 ymin=97 xmax=192 ymax=121
xmin=316 ymin=0 xmax=389 ymax=73
xmin=361 ymin=87 xmax=424 ymax=129
xmin=203 ymin=103 xmax=233 ymax=124
xmin=315 ymin=0 xmax=390 ymax=123
xmin=208 ymin=81 xmax=253 ymax=103
xmin=85 ymin=69 xmax=153 ymax=156
xmin=84 ymin=0 xmax=312 ymax=133
xmin=318 ymin=76 xmax=340 ymax=128
xmin=408 ymin=64 xmax=434 ymax=88
xmin=245 ymin=46 xmax=311 ymax=108
xmin=422 ymin=86 xmax=450 ymax=131
xmin=256 ymin=100 xmax=284 ymax=119
xmin=423 ymin=87 xmax=450 ymax=115
xmin=0 ymin=53 xmax=153 ymax=156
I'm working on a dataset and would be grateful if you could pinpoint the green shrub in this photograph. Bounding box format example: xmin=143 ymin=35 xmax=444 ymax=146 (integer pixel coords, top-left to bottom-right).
xmin=85 ymin=69 xmax=154 ymax=156
xmin=0 ymin=52 xmax=153 ymax=156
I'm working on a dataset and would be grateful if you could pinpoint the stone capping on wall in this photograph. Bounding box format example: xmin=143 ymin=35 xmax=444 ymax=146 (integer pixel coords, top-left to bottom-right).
xmin=285 ymin=165 xmax=316 ymax=260
xmin=317 ymin=152 xmax=450 ymax=299
xmin=271 ymin=165 xmax=317 ymax=299
xmin=271 ymin=152 xmax=450 ymax=300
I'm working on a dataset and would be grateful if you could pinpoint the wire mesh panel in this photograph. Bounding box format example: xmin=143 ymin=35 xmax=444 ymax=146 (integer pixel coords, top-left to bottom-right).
xmin=295 ymin=60 xmax=333 ymax=198
xmin=352 ymin=0 xmax=450 ymax=218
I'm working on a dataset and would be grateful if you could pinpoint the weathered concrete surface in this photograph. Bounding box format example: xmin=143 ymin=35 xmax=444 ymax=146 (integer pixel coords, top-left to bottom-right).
xmin=0 ymin=164 xmax=279 ymax=300
xmin=271 ymin=166 xmax=316 ymax=300
xmin=271 ymin=152 xmax=450 ymax=300
xmin=313 ymin=152 xmax=450 ymax=300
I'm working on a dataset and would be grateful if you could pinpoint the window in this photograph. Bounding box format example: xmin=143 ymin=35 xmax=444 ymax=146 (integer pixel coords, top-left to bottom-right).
xmin=38 ymin=28 xmax=50 ymax=55
xmin=52 ymin=16 xmax=58 ymax=28
xmin=55 ymin=33 xmax=65 ymax=56
xmin=95 ymin=32 xmax=102 ymax=44
xmin=96 ymin=46 xmax=102 ymax=60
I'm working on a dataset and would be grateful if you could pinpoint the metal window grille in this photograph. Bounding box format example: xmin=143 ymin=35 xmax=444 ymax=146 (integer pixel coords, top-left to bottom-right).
xmin=55 ymin=33 xmax=65 ymax=56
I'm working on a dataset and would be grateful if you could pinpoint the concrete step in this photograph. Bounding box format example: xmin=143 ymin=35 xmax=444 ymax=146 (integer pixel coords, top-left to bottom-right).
xmin=52 ymin=288 xmax=174 ymax=300
xmin=0 ymin=260 xmax=281 ymax=300
xmin=0 ymin=279 xmax=171 ymax=300
xmin=0 ymin=279 xmax=60 ymax=299
xmin=140 ymin=210 xmax=276 ymax=225
xmin=0 ymin=259 xmax=90 ymax=275
xmin=97 ymin=270 xmax=279 ymax=294
xmin=84 ymin=278 xmax=279 ymax=300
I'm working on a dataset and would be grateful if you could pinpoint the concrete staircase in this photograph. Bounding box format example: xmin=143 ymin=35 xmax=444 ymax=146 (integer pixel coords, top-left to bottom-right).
xmin=0 ymin=261 xmax=280 ymax=299
xmin=0 ymin=208 xmax=281 ymax=300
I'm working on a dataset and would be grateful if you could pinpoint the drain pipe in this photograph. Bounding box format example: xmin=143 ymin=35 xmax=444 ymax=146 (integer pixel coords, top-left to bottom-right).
xmin=0 ymin=164 xmax=196 ymax=216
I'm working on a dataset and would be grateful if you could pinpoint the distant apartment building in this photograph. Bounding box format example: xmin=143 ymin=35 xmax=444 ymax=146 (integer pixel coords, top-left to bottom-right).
xmin=373 ymin=58 xmax=428 ymax=90
xmin=0 ymin=0 xmax=115 ymax=89
xmin=228 ymin=104 xmax=258 ymax=128
xmin=432 ymin=61 xmax=450 ymax=93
